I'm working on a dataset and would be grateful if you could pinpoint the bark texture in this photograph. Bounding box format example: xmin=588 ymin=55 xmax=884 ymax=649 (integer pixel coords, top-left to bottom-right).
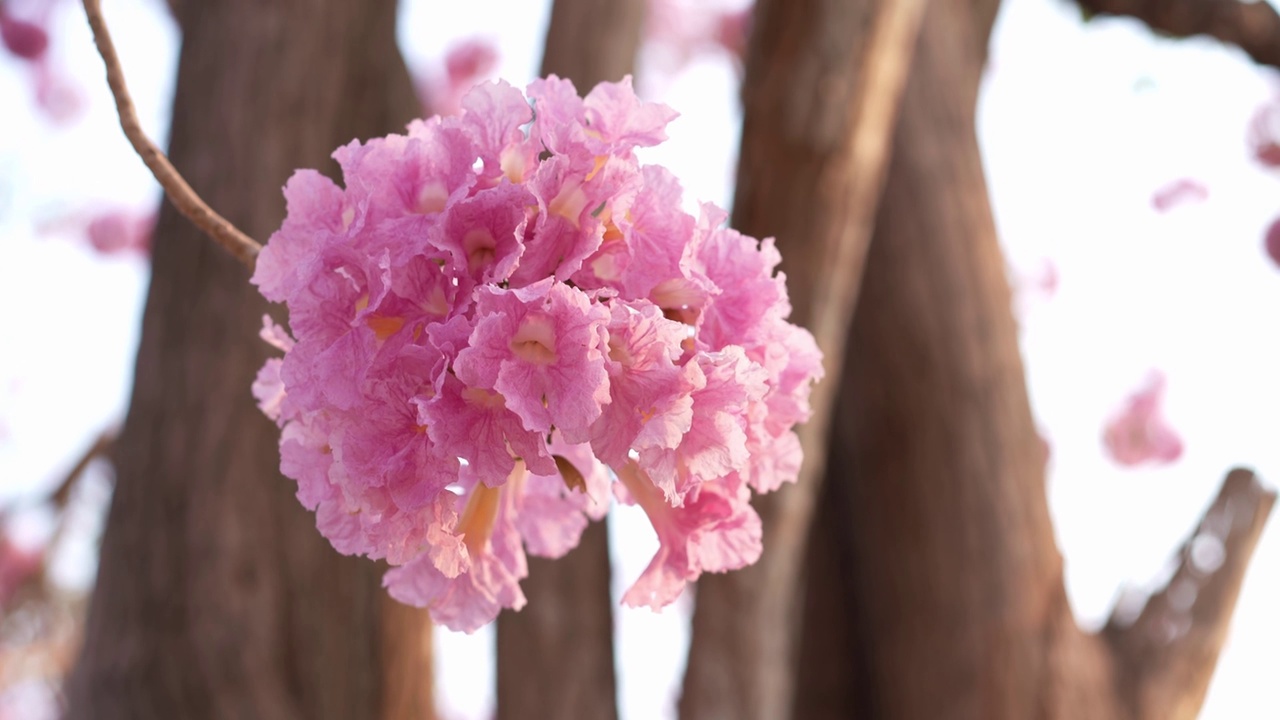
xmin=67 ymin=2 xmax=432 ymax=718
xmin=794 ymin=1 xmax=1274 ymax=718
xmin=680 ymin=0 xmax=928 ymax=717
xmin=539 ymin=0 xmax=646 ymax=89
xmin=796 ymin=4 xmax=1099 ymax=716
xmin=494 ymin=1 xmax=644 ymax=717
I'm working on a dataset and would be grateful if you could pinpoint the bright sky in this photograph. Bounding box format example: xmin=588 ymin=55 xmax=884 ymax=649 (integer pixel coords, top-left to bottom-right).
xmin=0 ymin=0 xmax=1276 ymax=718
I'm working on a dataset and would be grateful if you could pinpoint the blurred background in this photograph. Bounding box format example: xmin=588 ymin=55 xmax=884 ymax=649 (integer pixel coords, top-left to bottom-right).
xmin=0 ymin=0 xmax=1277 ymax=718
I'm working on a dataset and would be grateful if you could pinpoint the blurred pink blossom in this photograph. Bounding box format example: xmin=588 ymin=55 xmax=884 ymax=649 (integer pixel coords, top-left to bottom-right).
xmin=1248 ymin=96 xmax=1280 ymax=169
xmin=712 ymin=6 xmax=751 ymax=62
xmin=418 ymin=37 xmax=500 ymax=117
xmin=0 ymin=5 xmax=47 ymax=61
xmin=86 ymin=210 xmax=154 ymax=256
xmin=445 ymin=38 xmax=497 ymax=86
xmin=1150 ymin=178 xmax=1208 ymax=212
xmin=0 ymin=534 xmax=42 ymax=611
xmin=1265 ymin=216 xmax=1280 ymax=269
xmin=1010 ymin=257 xmax=1058 ymax=325
xmin=645 ymin=0 xmax=753 ymax=80
xmin=1 ymin=0 xmax=84 ymax=124
xmin=32 ymin=60 xmax=85 ymax=124
xmin=1102 ymin=371 xmax=1184 ymax=467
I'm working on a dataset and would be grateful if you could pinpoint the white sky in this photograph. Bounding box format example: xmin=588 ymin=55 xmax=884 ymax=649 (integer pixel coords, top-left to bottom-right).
xmin=0 ymin=0 xmax=1276 ymax=718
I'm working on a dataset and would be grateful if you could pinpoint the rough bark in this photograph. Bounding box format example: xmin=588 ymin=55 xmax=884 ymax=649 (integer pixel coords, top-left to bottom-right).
xmin=795 ymin=1 xmax=1275 ymax=718
xmin=796 ymin=4 xmax=1105 ymax=715
xmin=493 ymin=1 xmax=644 ymax=717
xmin=679 ymin=0 xmax=928 ymax=717
xmin=67 ymin=2 xmax=432 ymax=718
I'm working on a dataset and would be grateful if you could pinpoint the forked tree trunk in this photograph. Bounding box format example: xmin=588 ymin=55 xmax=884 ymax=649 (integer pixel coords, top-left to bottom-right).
xmin=495 ymin=1 xmax=643 ymax=717
xmin=685 ymin=0 xmax=1274 ymax=717
xmin=681 ymin=0 xmax=929 ymax=717
xmin=67 ymin=2 xmax=432 ymax=718
xmin=795 ymin=1 xmax=1274 ymax=719
xmin=795 ymin=2 xmax=1086 ymax=716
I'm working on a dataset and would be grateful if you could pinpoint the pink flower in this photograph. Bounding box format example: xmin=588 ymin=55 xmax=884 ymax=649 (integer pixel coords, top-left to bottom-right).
xmin=581 ymin=76 xmax=679 ymax=152
xmin=86 ymin=211 xmax=154 ymax=256
xmin=456 ymin=79 xmax=539 ymax=186
xmin=615 ymin=462 xmax=761 ymax=610
xmin=638 ymin=348 xmax=765 ymax=505
xmin=446 ymin=39 xmax=499 ymax=87
xmin=33 ymin=60 xmax=84 ymax=124
xmin=527 ymin=74 xmax=676 ymax=159
xmin=741 ymin=319 xmax=823 ymax=493
xmin=0 ymin=7 xmax=47 ymax=61
xmin=1150 ymin=178 xmax=1208 ymax=212
xmin=384 ymin=471 xmax=529 ymax=633
xmin=511 ymin=150 xmax=640 ymax=284
xmin=516 ymin=436 xmax=612 ymax=558
xmin=455 ymin=279 xmax=611 ymax=441
xmin=1248 ymin=97 xmax=1280 ymax=169
xmin=713 ymin=7 xmax=752 ymax=63
xmin=644 ymin=1 xmax=755 ymax=83
xmin=418 ymin=37 xmax=501 ymax=117
xmin=418 ymin=374 xmax=556 ymax=484
xmin=0 ymin=534 xmax=43 ymax=612
xmin=252 ymin=77 xmax=821 ymax=630
xmin=579 ymin=165 xmax=698 ymax=300
xmin=1010 ymin=258 xmax=1059 ymax=324
xmin=385 ymin=451 xmax=610 ymax=631
xmin=589 ymin=301 xmax=692 ymax=468
xmin=1102 ymin=371 xmax=1184 ymax=467
xmin=430 ymin=181 xmax=532 ymax=283
xmin=694 ymin=224 xmax=788 ymax=351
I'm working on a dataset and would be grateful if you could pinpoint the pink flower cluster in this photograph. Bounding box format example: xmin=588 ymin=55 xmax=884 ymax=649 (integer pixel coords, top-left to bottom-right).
xmin=2 ymin=0 xmax=83 ymax=124
xmin=252 ymin=76 xmax=822 ymax=632
xmin=1102 ymin=370 xmax=1183 ymax=468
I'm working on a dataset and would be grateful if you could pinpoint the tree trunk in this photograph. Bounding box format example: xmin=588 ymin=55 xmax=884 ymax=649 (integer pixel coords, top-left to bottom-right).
xmin=795 ymin=1 xmax=1274 ymax=718
xmin=495 ymin=2 xmax=643 ymax=717
xmin=67 ymin=2 xmax=432 ymax=718
xmin=538 ymin=0 xmax=645 ymax=89
xmin=795 ymin=2 xmax=1088 ymax=716
xmin=680 ymin=0 xmax=928 ymax=717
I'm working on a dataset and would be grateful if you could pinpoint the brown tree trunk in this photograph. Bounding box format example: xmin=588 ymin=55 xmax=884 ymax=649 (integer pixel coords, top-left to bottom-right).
xmin=680 ymin=0 xmax=928 ymax=717
xmin=67 ymin=2 xmax=433 ymax=718
xmin=795 ymin=3 xmax=1089 ymax=716
xmin=538 ymin=0 xmax=645 ymax=89
xmin=794 ymin=1 xmax=1274 ymax=718
xmin=494 ymin=2 xmax=643 ymax=717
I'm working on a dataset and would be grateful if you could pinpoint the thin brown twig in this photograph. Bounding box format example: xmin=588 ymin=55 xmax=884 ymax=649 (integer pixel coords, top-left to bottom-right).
xmin=81 ymin=0 xmax=261 ymax=268
xmin=1077 ymin=0 xmax=1280 ymax=71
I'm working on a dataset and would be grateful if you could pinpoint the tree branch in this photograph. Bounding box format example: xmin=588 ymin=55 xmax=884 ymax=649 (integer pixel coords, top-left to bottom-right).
xmin=50 ymin=429 xmax=116 ymax=510
xmin=81 ymin=0 xmax=261 ymax=269
xmin=1077 ymin=0 xmax=1280 ymax=70
xmin=1105 ymin=468 xmax=1277 ymax=720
